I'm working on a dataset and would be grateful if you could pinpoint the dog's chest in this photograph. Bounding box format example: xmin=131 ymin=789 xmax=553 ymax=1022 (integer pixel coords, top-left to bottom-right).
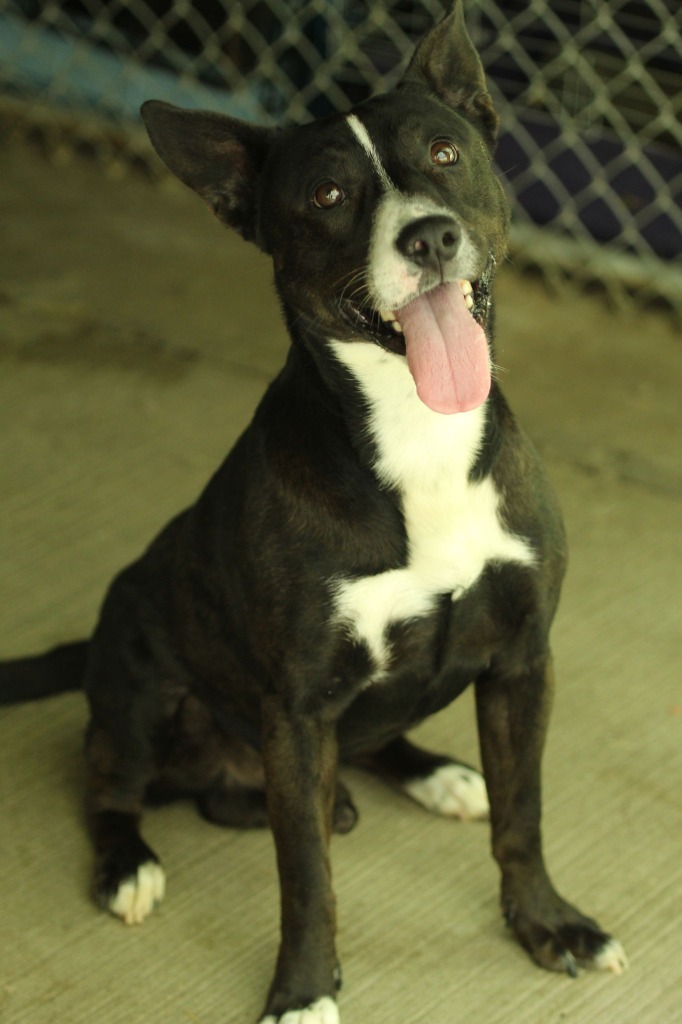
xmin=329 ymin=343 xmax=534 ymax=671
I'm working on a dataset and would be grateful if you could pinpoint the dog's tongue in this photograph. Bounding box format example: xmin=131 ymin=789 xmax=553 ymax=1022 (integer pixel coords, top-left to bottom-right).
xmin=397 ymin=282 xmax=490 ymax=415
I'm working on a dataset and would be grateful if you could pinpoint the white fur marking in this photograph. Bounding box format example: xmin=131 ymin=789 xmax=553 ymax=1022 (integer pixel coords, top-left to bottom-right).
xmin=259 ymin=996 xmax=339 ymax=1024
xmin=346 ymin=113 xmax=394 ymax=190
xmin=109 ymin=860 xmax=166 ymax=925
xmin=594 ymin=938 xmax=628 ymax=974
xmin=329 ymin=343 xmax=535 ymax=670
xmin=404 ymin=764 xmax=490 ymax=821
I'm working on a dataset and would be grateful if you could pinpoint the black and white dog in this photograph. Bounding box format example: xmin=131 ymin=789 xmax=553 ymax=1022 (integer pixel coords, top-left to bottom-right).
xmin=1 ymin=3 xmax=626 ymax=1021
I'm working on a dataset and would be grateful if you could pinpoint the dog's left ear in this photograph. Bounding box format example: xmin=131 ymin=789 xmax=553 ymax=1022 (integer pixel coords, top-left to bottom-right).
xmin=141 ymin=100 xmax=276 ymax=244
xmin=402 ymin=0 xmax=499 ymax=146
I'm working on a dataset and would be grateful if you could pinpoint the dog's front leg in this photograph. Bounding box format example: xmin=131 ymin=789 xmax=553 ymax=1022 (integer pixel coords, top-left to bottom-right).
xmin=475 ymin=654 xmax=627 ymax=977
xmin=259 ymin=694 xmax=340 ymax=1024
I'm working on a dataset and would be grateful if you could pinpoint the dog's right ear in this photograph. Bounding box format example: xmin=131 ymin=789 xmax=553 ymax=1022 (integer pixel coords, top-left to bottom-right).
xmin=141 ymin=101 xmax=275 ymax=243
xmin=402 ymin=0 xmax=499 ymax=146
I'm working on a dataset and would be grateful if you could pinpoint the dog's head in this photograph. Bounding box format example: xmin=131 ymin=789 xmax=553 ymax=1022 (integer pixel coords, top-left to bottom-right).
xmin=142 ymin=1 xmax=509 ymax=414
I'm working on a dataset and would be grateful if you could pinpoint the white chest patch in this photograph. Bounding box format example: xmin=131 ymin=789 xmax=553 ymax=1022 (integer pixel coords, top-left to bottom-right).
xmin=329 ymin=342 xmax=535 ymax=670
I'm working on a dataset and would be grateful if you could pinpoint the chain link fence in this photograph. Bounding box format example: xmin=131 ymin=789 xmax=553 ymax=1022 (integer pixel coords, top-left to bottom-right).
xmin=1 ymin=0 xmax=680 ymax=311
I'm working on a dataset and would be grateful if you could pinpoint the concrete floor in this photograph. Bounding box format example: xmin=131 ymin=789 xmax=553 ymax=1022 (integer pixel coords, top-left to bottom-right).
xmin=0 ymin=139 xmax=680 ymax=1024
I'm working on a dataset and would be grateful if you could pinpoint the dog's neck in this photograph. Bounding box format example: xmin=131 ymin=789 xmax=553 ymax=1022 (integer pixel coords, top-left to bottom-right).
xmin=279 ymin=304 xmax=502 ymax=487
xmin=328 ymin=337 xmax=489 ymax=486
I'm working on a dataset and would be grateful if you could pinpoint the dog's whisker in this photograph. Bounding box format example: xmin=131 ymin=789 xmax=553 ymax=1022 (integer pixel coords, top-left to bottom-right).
xmin=338 ymin=275 xmax=373 ymax=310
xmin=490 ymin=360 xmax=508 ymax=382
xmin=334 ymin=266 xmax=369 ymax=290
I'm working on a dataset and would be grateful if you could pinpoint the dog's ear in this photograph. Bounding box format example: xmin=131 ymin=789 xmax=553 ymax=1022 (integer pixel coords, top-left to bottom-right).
xmin=140 ymin=101 xmax=275 ymax=243
xmin=402 ymin=0 xmax=499 ymax=146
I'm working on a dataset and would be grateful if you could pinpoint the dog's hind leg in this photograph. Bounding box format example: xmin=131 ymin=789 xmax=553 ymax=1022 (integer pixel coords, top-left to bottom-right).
xmin=356 ymin=735 xmax=489 ymax=821
xmin=160 ymin=694 xmax=358 ymax=834
xmin=197 ymin=781 xmax=269 ymax=828
xmin=197 ymin=775 xmax=358 ymax=834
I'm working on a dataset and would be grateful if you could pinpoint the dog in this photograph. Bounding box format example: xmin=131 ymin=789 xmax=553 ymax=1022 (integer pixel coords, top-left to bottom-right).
xmin=0 ymin=3 xmax=627 ymax=1021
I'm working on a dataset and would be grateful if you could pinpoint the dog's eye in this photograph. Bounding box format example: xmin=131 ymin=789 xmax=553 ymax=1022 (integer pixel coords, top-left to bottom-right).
xmin=312 ymin=181 xmax=345 ymax=209
xmin=430 ymin=141 xmax=459 ymax=166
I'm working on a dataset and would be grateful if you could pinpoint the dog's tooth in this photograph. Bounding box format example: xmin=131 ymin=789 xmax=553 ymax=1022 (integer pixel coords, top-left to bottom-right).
xmin=379 ymin=309 xmax=394 ymax=322
xmin=459 ymin=279 xmax=473 ymax=296
xmin=391 ymin=319 xmax=403 ymax=334
xmin=465 ymin=294 xmax=474 ymax=310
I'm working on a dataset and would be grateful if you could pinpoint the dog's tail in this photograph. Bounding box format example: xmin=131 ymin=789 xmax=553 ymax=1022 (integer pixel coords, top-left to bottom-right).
xmin=0 ymin=640 xmax=89 ymax=704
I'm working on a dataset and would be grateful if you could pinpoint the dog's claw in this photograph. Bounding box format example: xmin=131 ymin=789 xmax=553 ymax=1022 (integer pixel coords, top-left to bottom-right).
xmin=564 ymin=952 xmax=578 ymax=978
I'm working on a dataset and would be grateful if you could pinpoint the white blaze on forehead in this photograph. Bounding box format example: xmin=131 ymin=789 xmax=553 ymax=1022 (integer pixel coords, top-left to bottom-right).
xmin=346 ymin=113 xmax=394 ymax=190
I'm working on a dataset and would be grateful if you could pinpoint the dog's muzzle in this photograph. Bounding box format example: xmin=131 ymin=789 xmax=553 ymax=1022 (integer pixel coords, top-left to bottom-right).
xmin=341 ymin=251 xmax=496 ymax=353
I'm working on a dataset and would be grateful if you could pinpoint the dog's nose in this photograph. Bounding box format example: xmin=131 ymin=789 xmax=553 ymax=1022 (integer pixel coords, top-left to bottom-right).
xmin=396 ymin=215 xmax=460 ymax=269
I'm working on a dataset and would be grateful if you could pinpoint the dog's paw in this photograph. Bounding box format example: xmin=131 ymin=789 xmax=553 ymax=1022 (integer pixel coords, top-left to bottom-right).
xmin=546 ymin=928 xmax=628 ymax=978
xmin=108 ymin=860 xmax=166 ymax=925
xmin=511 ymin=909 xmax=628 ymax=978
xmin=259 ymin=996 xmax=339 ymax=1024
xmin=403 ymin=763 xmax=489 ymax=821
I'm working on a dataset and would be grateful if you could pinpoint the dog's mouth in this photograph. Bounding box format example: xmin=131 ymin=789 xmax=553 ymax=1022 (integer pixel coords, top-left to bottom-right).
xmin=341 ymin=255 xmax=495 ymax=415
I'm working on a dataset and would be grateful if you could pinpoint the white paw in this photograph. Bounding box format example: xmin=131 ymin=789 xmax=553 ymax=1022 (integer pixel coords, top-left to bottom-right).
xmin=594 ymin=937 xmax=628 ymax=974
xmin=403 ymin=764 xmax=489 ymax=821
xmin=259 ymin=996 xmax=339 ymax=1024
xmin=108 ymin=860 xmax=166 ymax=925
